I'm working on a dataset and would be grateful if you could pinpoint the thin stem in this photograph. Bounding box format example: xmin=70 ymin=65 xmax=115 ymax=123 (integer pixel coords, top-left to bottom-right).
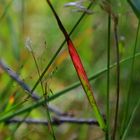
xmin=106 ymin=11 xmax=111 ymax=140
xmin=44 ymin=83 xmax=56 ymax=140
xmin=46 ymin=106 xmax=56 ymax=140
xmin=112 ymin=18 xmax=120 ymax=140
xmin=30 ymin=48 xmax=56 ymax=140
xmin=121 ymin=21 xmax=140 ymax=138
xmin=30 ymin=48 xmax=45 ymax=95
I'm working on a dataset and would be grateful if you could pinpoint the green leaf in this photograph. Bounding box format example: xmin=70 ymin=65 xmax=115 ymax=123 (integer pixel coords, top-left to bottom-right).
xmin=128 ymin=0 xmax=140 ymax=19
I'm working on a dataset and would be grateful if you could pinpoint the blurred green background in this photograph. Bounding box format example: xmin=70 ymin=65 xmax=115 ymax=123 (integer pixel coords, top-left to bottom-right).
xmin=0 ymin=0 xmax=140 ymax=139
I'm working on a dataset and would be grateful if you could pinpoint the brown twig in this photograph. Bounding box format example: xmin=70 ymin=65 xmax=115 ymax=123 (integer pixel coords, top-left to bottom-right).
xmin=0 ymin=59 xmax=65 ymax=116
xmin=6 ymin=116 xmax=99 ymax=126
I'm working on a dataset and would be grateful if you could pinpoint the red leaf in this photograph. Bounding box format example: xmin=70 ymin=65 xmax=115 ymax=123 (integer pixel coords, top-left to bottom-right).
xmin=67 ymin=40 xmax=89 ymax=84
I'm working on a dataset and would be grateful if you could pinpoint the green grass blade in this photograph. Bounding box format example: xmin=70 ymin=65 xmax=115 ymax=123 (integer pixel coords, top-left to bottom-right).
xmin=1 ymin=53 xmax=140 ymax=123
xmin=106 ymin=9 xmax=111 ymax=140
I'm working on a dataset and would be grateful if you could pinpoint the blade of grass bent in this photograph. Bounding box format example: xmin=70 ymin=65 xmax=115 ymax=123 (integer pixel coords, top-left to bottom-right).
xmin=0 ymin=53 xmax=140 ymax=123
xmin=46 ymin=0 xmax=106 ymax=130
xmin=1 ymin=52 xmax=140 ymax=118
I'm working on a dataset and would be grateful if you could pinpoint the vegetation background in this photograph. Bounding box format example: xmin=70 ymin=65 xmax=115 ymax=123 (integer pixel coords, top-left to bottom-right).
xmin=0 ymin=0 xmax=140 ymax=140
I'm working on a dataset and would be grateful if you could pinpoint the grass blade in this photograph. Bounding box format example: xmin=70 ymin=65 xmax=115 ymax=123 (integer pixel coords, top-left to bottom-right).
xmin=112 ymin=16 xmax=120 ymax=140
xmin=46 ymin=0 xmax=106 ymax=130
xmin=1 ymin=53 xmax=140 ymax=124
xmin=106 ymin=7 xmax=111 ymax=140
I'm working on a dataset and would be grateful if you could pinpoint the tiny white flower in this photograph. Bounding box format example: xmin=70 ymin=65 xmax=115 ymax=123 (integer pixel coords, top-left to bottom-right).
xmin=25 ymin=37 xmax=32 ymax=52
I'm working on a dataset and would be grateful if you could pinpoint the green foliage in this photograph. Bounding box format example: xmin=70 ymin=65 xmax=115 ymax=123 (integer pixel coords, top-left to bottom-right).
xmin=128 ymin=0 xmax=140 ymax=19
xmin=0 ymin=0 xmax=140 ymax=140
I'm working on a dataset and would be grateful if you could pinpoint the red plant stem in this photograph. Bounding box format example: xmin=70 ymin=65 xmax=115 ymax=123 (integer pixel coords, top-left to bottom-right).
xmin=46 ymin=0 xmax=106 ymax=130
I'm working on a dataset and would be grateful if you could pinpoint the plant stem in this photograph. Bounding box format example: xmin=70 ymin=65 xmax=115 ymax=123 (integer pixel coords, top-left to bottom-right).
xmin=112 ymin=17 xmax=120 ymax=140
xmin=45 ymin=102 xmax=56 ymax=140
xmin=30 ymin=48 xmax=45 ymax=94
xmin=44 ymin=83 xmax=56 ymax=140
xmin=106 ymin=11 xmax=111 ymax=140
xmin=46 ymin=0 xmax=105 ymax=130
xmin=30 ymin=48 xmax=56 ymax=140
